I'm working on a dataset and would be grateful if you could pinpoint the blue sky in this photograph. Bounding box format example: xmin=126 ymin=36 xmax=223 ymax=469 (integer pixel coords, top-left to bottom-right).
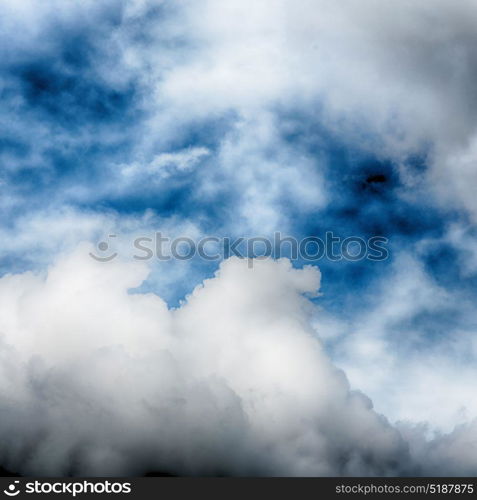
xmin=1 ymin=0 xmax=477 ymax=477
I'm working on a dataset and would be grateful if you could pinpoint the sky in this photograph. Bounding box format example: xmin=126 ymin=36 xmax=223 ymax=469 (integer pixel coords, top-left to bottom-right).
xmin=0 ymin=0 xmax=477 ymax=476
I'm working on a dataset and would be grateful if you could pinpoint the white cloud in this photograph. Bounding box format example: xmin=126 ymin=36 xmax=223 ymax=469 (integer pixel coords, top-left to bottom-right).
xmin=119 ymin=147 xmax=210 ymax=181
xmin=323 ymin=253 xmax=477 ymax=434
xmin=0 ymin=248 xmax=475 ymax=476
xmin=0 ymin=250 xmax=400 ymax=475
xmin=137 ymin=0 xmax=477 ymax=219
xmin=6 ymin=0 xmax=477 ymax=227
xmin=4 ymin=0 xmax=477 ymax=222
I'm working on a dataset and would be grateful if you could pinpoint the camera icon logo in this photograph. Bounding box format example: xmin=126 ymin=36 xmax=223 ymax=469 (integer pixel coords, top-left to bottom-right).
xmin=89 ymin=234 xmax=118 ymax=262
xmin=3 ymin=481 xmax=20 ymax=497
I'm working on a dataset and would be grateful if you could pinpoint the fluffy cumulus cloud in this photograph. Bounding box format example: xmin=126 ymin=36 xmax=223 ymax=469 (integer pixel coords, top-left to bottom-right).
xmin=0 ymin=249 xmax=475 ymax=477
xmin=1 ymin=0 xmax=477 ymax=477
